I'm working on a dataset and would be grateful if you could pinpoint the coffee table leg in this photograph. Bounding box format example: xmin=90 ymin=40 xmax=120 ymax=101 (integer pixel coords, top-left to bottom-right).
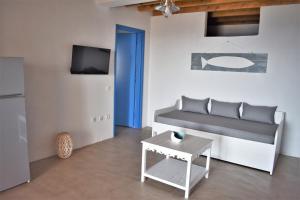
xmin=185 ymin=157 xmax=192 ymax=199
xmin=141 ymin=145 xmax=147 ymax=182
xmin=205 ymin=146 xmax=211 ymax=179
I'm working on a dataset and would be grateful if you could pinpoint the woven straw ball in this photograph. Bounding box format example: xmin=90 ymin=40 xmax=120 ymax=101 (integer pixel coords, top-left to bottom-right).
xmin=56 ymin=132 xmax=73 ymax=159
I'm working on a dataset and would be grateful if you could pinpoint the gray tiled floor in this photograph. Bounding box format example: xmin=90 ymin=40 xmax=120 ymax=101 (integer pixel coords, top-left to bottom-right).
xmin=0 ymin=127 xmax=299 ymax=200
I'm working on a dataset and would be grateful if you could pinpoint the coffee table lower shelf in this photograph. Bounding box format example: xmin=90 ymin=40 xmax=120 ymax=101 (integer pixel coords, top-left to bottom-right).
xmin=144 ymin=158 xmax=207 ymax=191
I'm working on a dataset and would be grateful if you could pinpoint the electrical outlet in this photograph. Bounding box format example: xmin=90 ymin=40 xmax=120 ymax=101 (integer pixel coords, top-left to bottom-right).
xmin=103 ymin=115 xmax=108 ymax=120
xmin=99 ymin=116 xmax=104 ymax=121
xmin=91 ymin=117 xmax=97 ymax=123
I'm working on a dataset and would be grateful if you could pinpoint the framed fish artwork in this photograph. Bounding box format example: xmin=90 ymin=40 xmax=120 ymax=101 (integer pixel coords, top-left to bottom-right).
xmin=191 ymin=53 xmax=268 ymax=73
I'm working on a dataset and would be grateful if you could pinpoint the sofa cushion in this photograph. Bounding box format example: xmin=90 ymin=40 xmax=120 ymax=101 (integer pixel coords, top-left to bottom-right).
xmin=210 ymin=99 xmax=241 ymax=119
xmin=156 ymin=110 xmax=278 ymax=144
xmin=242 ymin=103 xmax=277 ymax=124
xmin=181 ymin=96 xmax=209 ymax=114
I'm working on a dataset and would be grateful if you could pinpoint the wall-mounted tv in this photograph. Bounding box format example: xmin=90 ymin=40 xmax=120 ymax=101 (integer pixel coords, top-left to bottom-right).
xmin=70 ymin=45 xmax=110 ymax=75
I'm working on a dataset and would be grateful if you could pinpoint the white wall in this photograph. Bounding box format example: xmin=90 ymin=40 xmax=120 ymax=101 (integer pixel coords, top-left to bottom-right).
xmin=98 ymin=0 xmax=154 ymax=7
xmin=148 ymin=5 xmax=300 ymax=158
xmin=0 ymin=0 xmax=151 ymax=161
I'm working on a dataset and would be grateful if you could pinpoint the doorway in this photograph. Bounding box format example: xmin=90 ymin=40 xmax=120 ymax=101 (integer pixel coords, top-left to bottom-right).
xmin=114 ymin=25 xmax=145 ymax=130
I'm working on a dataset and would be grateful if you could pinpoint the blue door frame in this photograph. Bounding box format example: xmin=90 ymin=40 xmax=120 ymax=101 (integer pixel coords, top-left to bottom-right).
xmin=114 ymin=24 xmax=145 ymax=131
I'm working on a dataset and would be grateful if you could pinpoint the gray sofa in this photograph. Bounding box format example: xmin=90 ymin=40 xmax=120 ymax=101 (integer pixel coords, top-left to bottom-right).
xmin=156 ymin=110 xmax=278 ymax=144
xmin=152 ymin=97 xmax=285 ymax=175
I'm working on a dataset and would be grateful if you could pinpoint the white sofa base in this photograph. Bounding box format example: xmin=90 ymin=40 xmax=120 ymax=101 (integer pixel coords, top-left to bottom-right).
xmin=152 ymin=100 xmax=285 ymax=175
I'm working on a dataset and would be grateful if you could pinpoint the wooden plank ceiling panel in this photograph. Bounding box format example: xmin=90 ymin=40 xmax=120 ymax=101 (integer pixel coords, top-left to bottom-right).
xmin=136 ymin=0 xmax=300 ymax=15
xmin=210 ymin=8 xmax=260 ymax=18
xmin=134 ymin=0 xmax=300 ymax=25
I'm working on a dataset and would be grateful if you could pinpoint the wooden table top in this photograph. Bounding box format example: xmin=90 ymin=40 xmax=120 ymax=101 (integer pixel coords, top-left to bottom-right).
xmin=142 ymin=131 xmax=212 ymax=156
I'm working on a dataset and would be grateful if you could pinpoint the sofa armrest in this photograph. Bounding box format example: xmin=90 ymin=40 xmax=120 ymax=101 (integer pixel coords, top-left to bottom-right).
xmin=271 ymin=111 xmax=285 ymax=175
xmin=154 ymin=100 xmax=180 ymax=122
xmin=274 ymin=112 xmax=285 ymax=152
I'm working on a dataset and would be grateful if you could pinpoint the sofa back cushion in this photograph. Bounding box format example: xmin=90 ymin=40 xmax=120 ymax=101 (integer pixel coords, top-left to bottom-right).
xmin=241 ymin=103 xmax=277 ymax=124
xmin=210 ymin=99 xmax=241 ymax=119
xmin=181 ymin=96 xmax=209 ymax=114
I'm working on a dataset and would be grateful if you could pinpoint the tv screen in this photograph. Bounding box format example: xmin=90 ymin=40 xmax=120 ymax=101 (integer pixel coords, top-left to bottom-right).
xmin=70 ymin=45 xmax=110 ymax=74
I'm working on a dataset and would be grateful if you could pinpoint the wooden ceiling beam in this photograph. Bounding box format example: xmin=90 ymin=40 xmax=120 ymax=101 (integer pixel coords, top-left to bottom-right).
xmin=210 ymin=8 xmax=260 ymax=18
xmin=139 ymin=0 xmax=250 ymax=11
xmin=152 ymin=0 xmax=300 ymax=16
xmin=207 ymin=13 xmax=260 ymax=25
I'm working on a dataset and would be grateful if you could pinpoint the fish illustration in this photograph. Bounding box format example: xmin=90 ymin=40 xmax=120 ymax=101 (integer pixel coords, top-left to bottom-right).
xmin=201 ymin=56 xmax=255 ymax=69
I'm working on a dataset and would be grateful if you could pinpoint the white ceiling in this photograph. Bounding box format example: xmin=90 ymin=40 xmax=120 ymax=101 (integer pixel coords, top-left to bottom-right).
xmin=95 ymin=0 xmax=154 ymax=7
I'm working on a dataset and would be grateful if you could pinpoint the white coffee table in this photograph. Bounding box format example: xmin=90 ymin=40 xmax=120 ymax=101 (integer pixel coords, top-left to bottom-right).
xmin=141 ymin=131 xmax=213 ymax=199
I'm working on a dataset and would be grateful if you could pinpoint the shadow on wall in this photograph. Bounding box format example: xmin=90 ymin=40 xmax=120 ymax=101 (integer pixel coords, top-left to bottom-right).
xmin=24 ymin=64 xmax=113 ymax=162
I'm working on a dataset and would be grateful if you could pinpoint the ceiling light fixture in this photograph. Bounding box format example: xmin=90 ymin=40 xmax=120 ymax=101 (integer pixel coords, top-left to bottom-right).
xmin=154 ymin=0 xmax=180 ymax=18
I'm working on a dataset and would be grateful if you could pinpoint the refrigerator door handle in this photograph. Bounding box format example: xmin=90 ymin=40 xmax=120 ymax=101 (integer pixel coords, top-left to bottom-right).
xmin=0 ymin=94 xmax=24 ymax=99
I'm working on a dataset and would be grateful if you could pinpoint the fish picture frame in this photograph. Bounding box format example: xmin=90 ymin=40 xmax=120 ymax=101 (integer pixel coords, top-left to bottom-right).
xmin=191 ymin=53 xmax=268 ymax=73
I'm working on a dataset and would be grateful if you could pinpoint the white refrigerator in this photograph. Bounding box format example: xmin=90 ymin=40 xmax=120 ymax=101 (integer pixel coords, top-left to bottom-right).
xmin=0 ymin=58 xmax=30 ymax=191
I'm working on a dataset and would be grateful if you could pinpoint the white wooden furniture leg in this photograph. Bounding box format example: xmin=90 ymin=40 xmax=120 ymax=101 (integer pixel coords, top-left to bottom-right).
xmin=141 ymin=145 xmax=147 ymax=182
xmin=141 ymin=132 xmax=213 ymax=199
xmin=205 ymin=147 xmax=211 ymax=179
xmin=152 ymin=130 xmax=156 ymax=137
xmin=185 ymin=157 xmax=192 ymax=199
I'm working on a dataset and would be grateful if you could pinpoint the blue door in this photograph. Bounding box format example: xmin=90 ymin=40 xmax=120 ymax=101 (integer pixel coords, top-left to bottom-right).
xmin=115 ymin=33 xmax=136 ymax=127
xmin=114 ymin=25 xmax=145 ymax=129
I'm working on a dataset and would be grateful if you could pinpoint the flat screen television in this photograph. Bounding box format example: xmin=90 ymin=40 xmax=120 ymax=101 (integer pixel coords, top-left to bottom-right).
xmin=70 ymin=45 xmax=110 ymax=74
